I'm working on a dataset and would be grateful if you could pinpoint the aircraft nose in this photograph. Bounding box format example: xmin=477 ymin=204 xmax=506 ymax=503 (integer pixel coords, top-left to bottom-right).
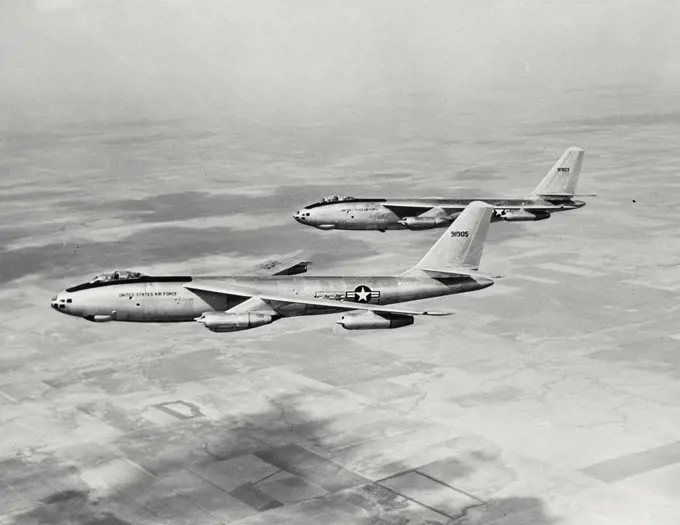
xmin=50 ymin=291 xmax=70 ymax=314
xmin=294 ymin=210 xmax=311 ymax=223
xmin=51 ymin=293 xmax=61 ymax=312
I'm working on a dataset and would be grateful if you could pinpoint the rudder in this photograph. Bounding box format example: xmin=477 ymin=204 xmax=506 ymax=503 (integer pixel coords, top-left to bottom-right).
xmin=407 ymin=201 xmax=494 ymax=272
xmin=529 ymin=147 xmax=585 ymax=200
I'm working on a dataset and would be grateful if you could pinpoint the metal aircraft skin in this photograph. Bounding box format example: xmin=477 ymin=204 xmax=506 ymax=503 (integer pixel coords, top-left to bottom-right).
xmin=294 ymin=147 xmax=593 ymax=231
xmin=51 ymin=202 xmax=498 ymax=333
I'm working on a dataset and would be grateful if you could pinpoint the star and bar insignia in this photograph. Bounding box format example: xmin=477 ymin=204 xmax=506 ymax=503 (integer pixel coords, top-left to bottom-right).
xmin=345 ymin=285 xmax=380 ymax=303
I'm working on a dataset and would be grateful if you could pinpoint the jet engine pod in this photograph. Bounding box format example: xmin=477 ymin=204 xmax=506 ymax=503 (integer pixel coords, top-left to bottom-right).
xmin=337 ymin=311 xmax=414 ymax=330
xmin=500 ymin=209 xmax=551 ymax=222
xmin=195 ymin=312 xmax=274 ymax=332
xmin=398 ymin=216 xmax=450 ymax=230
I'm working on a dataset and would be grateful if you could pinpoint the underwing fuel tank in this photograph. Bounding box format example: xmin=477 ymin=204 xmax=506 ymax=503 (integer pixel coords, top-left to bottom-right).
xmin=398 ymin=216 xmax=451 ymax=230
xmin=336 ymin=311 xmax=414 ymax=330
xmin=500 ymin=210 xmax=551 ymax=222
xmin=84 ymin=314 xmax=114 ymax=322
xmin=195 ymin=312 xmax=274 ymax=332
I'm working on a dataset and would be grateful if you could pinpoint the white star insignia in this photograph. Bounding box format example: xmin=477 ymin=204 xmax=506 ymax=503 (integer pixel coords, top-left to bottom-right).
xmin=355 ymin=287 xmax=371 ymax=302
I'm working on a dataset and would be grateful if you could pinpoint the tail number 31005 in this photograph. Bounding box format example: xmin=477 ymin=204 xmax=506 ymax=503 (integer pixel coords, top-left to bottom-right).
xmin=450 ymin=231 xmax=469 ymax=238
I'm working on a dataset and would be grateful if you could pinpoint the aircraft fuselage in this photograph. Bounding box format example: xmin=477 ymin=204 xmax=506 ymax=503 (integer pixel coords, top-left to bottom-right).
xmin=294 ymin=198 xmax=586 ymax=230
xmin=51 ymin=275 xmax=492 ymax=323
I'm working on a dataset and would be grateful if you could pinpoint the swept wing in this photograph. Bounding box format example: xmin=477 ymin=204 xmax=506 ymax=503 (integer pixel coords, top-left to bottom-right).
xmin=383 ymin=201 xmax=567 ymax=214
xmin=184 ymin=281 xmax=452 ymax=316
xmin=244 ymin=251 xmax=311 ymax=276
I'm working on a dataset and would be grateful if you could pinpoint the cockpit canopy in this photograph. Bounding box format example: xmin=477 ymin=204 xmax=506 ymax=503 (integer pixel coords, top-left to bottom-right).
xmin=304 ymin=195 xmax=362 ymax=209
xmin=320 ymin=195 xmax=354 ymax=203
xmin=89 ymin=270 xmax=145 ymax=283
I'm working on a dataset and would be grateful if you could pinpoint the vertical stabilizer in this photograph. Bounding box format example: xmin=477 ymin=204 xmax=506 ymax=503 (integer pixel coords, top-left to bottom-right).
xmin=529 ymin=147 xmax=584 ymax=200
xmin=406 ymin=201 xmax=494 ymax=273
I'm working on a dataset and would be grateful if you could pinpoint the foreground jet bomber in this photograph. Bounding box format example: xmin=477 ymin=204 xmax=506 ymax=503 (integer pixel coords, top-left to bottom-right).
xmin=294 ymin=147 xmax=593 ymax=231
xmin=51 ymin=202 xmax=497 ymax=332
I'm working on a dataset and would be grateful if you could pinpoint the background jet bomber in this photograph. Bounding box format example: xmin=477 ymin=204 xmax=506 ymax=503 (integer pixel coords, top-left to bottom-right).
xmin=51 ymin=202 xmax=498 ymax=333
xmin=294 ymin=147 xmax=593 ymax=231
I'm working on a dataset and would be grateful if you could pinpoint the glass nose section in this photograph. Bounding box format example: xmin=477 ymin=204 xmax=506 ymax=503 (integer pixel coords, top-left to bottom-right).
xmin=51 ymin=292 xmax=68 ymax=311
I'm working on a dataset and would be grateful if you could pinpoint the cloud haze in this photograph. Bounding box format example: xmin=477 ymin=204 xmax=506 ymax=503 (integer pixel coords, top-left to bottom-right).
xmin=1 ymin=0 xmax=679 ymax=130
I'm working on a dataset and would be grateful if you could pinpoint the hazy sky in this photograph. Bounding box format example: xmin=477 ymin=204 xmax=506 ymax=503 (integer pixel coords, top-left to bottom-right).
xmin=1 ymin=0 xmax=679 ymax=129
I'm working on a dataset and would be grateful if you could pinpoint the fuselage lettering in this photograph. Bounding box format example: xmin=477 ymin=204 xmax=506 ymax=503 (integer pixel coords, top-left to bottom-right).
xmin=314 ymin=292 xmax=344 ymax=300
xmin=118 ymin=291 xmax=178 ymax=298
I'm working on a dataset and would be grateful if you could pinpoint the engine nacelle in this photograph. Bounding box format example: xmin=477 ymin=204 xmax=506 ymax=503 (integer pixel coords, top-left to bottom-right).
xmin=398 ymin=216 xmax=450 ymax=230
xmin=337 ymin=311 xmax=414 ymax=330
xmin=195 ymin=312 xmax=274 ymax=332
xmin=499 ymin=210 xmax=550 ymax=222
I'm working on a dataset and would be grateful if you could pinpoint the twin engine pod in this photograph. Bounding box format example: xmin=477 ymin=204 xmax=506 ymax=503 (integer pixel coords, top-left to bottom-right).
xmin=336 ymin=311 xmax=414 ymax=330
xmin=498 ymin=210 xmax=551 ymax=222
xmin=398 ymin=216 xmax=452 ymax=230
xmin=196 ymin=312 xmax=274 ymax=332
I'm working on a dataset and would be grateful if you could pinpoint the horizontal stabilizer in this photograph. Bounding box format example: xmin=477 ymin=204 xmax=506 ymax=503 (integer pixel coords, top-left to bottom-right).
xmin=420 ymin=267 xmax=503 ymax=280
xmin=536 ymin=193 xmax=596 ymax=198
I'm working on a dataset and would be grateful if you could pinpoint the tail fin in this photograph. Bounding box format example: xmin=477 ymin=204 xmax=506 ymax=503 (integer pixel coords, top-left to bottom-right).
xmin=529 ymin=147 xmax=585 ymax=201
xmin=405 ymin=201 xmax=494 ymax=274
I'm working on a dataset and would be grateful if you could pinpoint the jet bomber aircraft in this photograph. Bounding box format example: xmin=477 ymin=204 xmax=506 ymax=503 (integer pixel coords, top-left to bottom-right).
xmin=51 ymin=202 xmax=498 ymax=333
xmin=294 ymin=147 xmax=592 ymax=231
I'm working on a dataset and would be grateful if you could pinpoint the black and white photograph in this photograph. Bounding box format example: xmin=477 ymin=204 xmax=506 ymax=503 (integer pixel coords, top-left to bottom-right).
xmin=1 ymin=1 xmax=679 ymax=523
